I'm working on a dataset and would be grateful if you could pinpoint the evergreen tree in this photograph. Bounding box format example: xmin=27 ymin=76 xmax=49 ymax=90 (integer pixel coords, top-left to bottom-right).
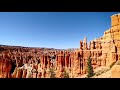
xmin=87 ymin=56 xmax=94 ymax=78
xmin=49 ymin=67 xmax=56 ymax=78
xmin=63 ymin=70 xmax=69 ymax=78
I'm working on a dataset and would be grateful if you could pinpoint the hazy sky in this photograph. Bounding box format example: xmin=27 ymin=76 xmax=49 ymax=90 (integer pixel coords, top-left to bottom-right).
xmin=0 ymin=12 xmax=119 ymax=49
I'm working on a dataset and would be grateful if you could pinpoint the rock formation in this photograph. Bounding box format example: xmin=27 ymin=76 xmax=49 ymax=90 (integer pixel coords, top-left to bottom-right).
xmin=0 ymin=13 xmax=120 ymax=78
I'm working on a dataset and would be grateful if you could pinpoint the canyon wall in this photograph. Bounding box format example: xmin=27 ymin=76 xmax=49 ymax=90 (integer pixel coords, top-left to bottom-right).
xmin=0 ymin=13 xmax=120 ymax=78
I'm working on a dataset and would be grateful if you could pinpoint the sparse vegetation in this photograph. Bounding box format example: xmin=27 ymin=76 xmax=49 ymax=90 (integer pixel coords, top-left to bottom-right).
xmin=49 ymin=67 xmax=56 ymax=78
xmin=110 ymin=62 xmax=116 ymax=68
xmin=87 ymin=56 xmax=94 ymax=78
xmin=63 ymin=70 xmax=69 ymax=78
xmin=94 ymin=68 xmax=110 ymax=76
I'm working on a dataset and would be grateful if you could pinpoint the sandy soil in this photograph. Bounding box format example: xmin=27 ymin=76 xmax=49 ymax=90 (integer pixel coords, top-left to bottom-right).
xmin=78 ymin=66 xmax=111 ymax=78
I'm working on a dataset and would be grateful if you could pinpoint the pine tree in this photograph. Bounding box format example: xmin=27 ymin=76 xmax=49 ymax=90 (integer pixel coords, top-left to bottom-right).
xmin=63 ymin=70 xmax=69 ymax=78
xmin=49 ymin=67 xmax=56 ymax=78
xmin=87 ymin=56 xmax=94 ymax=78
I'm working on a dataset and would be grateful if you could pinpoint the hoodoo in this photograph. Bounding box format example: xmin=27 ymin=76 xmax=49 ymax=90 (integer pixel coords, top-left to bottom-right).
xmin=0 ymin=13 xmax=120 ymax=78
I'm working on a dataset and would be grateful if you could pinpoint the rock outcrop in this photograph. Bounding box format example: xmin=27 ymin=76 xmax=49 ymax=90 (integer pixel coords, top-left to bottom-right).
xmin=111 ymin=65 xmax=120 ymax=78
xmin=0 ymin=13 xmax=120 ymax=78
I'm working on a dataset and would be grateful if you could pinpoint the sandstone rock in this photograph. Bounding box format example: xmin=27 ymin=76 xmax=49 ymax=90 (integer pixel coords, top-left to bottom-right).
xmin=0 ymin=13 xmax=120 ymax=78
xmin=111 ymin=65 xmax=120 ymax=78
xmin=22 ymin=69 xmax=27 ymax=78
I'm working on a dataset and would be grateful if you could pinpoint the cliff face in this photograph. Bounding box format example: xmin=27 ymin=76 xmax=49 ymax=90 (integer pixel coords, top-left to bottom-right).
xmin=0 ymin=59 xmax=12 ymax=78
xmin=0 ymin=13 xmax=120 ymax=78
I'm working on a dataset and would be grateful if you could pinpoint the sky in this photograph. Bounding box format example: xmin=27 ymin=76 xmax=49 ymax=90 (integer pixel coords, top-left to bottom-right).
xmin=0 ymin=12 xmax=119 ymax=49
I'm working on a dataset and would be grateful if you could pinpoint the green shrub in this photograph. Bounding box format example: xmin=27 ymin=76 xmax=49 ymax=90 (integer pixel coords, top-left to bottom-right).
xmin=63 ymin=70 xmax=69 ymax=78
xmin=87 ymin=56 xmax=94 ymax=78
xmin=49 ymin=68 xmax=56 ymax=78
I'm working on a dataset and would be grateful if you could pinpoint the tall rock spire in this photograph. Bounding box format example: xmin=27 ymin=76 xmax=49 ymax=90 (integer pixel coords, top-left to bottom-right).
xmin=83 ymin=36 xmax=88 ymax=50
xmin=80 ymin=40 xmax=83 ymax=50
xmin=83 ymin=36 xmax=87 ymax=44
